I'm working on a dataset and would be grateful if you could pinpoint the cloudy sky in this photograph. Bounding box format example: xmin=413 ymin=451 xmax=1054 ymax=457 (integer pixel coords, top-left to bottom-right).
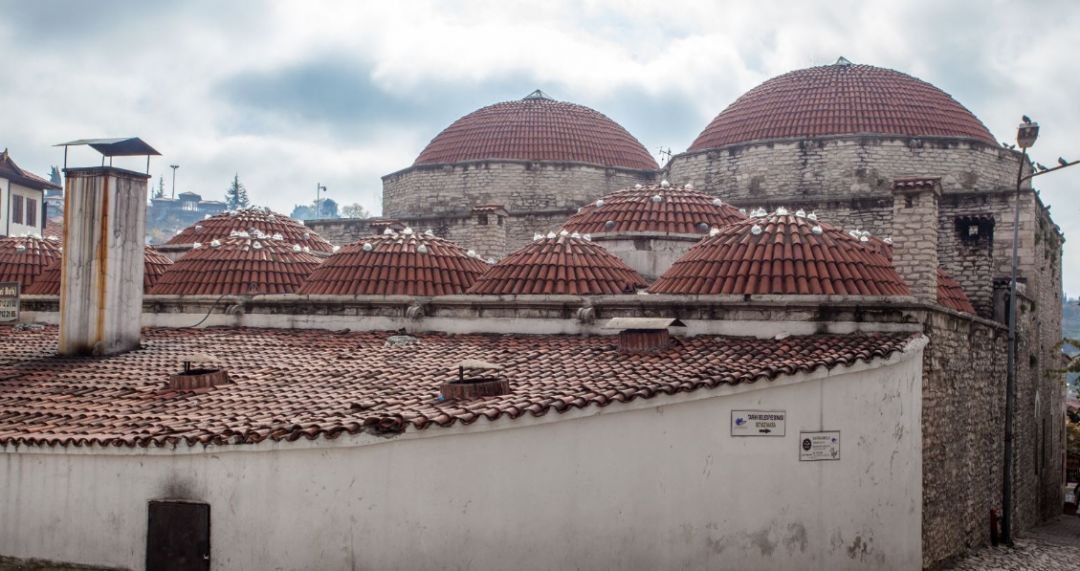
xmin=3 ymin=0 xmax=1080 ymax=291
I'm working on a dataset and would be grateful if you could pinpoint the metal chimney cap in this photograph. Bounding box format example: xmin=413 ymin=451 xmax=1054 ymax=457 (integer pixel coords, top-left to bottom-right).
xmin=55 ymin=137 xmax=160 ymax=157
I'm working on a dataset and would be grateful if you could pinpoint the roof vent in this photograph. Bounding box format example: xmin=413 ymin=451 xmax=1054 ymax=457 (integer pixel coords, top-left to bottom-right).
xmin=168 ymin=353 xmax=230 ymax=392
xmin=604 ymin=317 xmax=686 ymax=354
xmin=441 ymin=360 xmax=510 ymax=400
xmin=523 ymin=89 xmax=553 ymax=101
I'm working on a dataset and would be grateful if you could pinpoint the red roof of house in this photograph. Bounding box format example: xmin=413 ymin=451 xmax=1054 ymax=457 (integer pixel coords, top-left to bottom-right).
xmin=0 ymin=324 xmax=916 ymax=447
xmin=561 ymin=184 xmax=747 ymax=236
xmin=937 ymin=268 xmax=976 ymax=314
xmin=467 ymin=234 xmax=647 ymax=295
xmin=24 ymin=247 xmax=174 ymax=295
xmin=299 ymin=230 xmax=490 ymax=296
xmin=43 ymin=217 xmax=63 ymax=240
xmin=149 ymin=235 xmax=322 ymax=296
xmin=0 ymin=149 xmax=60 ymax=191
xmin=414 ymin=92 xmax=658 ymax=171
xmin=0 ymin=235 xmax=61 ymax=289
xmin=688 ymin=62 xmax=997 ymax=152
xmin=649 ymin=212 xmax=911 ymax=296
xmin=165 ymin=208 xmax=334 ymax=253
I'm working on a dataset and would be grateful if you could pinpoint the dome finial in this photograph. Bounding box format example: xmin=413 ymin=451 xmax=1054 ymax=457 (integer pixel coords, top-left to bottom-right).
xmin=835 ymin=56 xmax=853 ymax=66
xmin=523 ymin=89 xmax=553 ymax=101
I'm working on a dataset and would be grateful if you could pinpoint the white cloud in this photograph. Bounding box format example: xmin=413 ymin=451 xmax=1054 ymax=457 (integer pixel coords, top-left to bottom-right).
xmin=3 ymin=0 xmax=1080 ymax=289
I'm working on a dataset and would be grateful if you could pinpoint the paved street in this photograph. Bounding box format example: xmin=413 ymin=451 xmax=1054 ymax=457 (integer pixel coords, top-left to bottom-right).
xmin=945 ymin=516 xmax=1080 ymax=570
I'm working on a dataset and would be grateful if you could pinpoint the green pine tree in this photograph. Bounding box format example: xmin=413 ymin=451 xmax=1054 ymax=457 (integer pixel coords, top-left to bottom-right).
xmin=154 ymin=176 xmax=165 ymax=199
xmin=225 ymin=174 xmax=250 ymax=210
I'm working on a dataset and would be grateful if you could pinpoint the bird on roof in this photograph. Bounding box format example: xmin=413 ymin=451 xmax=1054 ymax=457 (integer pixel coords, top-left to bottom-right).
xmin=1059 ymin=157 xmax=1070 ymax=167
xmin=1022 ymin=115 xmax=1033 ymax=124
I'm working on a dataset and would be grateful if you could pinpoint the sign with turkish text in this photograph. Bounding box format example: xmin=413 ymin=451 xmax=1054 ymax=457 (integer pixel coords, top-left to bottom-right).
xmin=799 ymin=431 xmax=841 ymax=461
xmin=0 ymin=282 xmax=19 ymax=322
xmin=730 ymin=410 xmax=786 ymax=436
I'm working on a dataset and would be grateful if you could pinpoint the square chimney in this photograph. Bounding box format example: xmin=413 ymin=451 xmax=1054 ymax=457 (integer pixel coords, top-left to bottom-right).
xmin=56 ymin=138 xmax=158 ymax=355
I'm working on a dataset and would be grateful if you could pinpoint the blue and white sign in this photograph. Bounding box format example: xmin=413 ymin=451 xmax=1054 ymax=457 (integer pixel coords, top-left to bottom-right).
xmin=730 ymin=410 xmax=786 ymax=436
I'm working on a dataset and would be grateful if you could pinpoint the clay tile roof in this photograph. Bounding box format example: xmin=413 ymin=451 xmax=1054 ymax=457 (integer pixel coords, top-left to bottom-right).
xmin=937 ymin=267 xmax=976 ymax=314
xmin=43 ymin=217 xmax=63 ymax=240
xmin=24 ymin=246 xmax=175 ymax=295
xmin=0 ymin=324 xmax=916 ymax=448
xmin=688 ymin=63 xmax=997 ymax=152
xmin=648 ymin=213 xmax=911 ymax=296
xmin=0 ymin=149 xmax=61 ymax=191
xmin=299 ymin=231 xmax=490 ymax=296
xmin=0 ymin=235 xmax=61 ymax=289
xmin=467 ymin=234 xmax=647 ymax=295
xmin=165 ymin=208 xmax=334 ymax=254
xmin=414 ymin=94 xmax=658 ymax=171
xmin=148 ymin=235 xmax=322 ymax=296
xmin=562 ymin=184 xmax=747 ymax=236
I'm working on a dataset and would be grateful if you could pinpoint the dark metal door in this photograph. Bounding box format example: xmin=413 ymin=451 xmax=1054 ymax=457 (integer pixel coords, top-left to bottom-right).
xmin=146 ymin=500 xmax=210 ymax=571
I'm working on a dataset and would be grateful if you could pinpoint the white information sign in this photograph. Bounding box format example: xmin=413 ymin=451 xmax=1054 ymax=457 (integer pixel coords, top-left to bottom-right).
xmin=799 ymin=431 xmax=840 ymax=461
xmin=0 ymin=282 xmax=18 ymax=323
xmin=730 ymin=410 xmax=786 ymax=436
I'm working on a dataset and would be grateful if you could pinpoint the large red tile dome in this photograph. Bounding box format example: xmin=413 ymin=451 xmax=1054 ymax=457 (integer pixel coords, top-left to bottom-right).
xmin=166 ymin=208 xmax=334 ymax=254
xmin=649 ymin=210 xmax=910 ymax=296
xmin=562 ymin=182 xmax=746 ymax=236
xmin=149 ymin=233 xmax=322 ymax=296
xmin=415 ymin=91 xmax=658 ymax=171
xmin=467 ymin=232 xmax=646 ymax=295
xmin=688 ymin=60 xmax=997 ymax=152
xmin=299 ymin=229 xmax=490 ymax=296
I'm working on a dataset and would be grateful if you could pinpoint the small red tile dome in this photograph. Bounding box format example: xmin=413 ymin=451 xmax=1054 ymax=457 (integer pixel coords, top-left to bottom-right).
xmin=299 ymin=229 xmax=490 ymax=296
xmin=467 ymin=233 xmax=647 ymax=295
xmin=937 ymin=267 xmax=976 ymax=314
xmin=649 ymin=211 xmax=911 ymax=296
xmin=561 ymin=183 xmax=747 ymax=236
xmin=688 ymin=61 xmax=997 ymax=152
xmin=149 ymin=233 xmax=322 ymax=296
xmin=0 ymin=235 xmax=61 ymax=289
xmin=415 ymin=91 xmax=658 ymax=171
xmin=165 ymin=208 xmax=334 ymax=254
xmin=25 ymin=246 xmax=174 ymax=295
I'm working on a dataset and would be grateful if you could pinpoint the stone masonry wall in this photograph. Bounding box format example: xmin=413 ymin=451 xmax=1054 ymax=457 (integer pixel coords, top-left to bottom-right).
xmin=892 ymin=183 xmax=941 ymax=302
xmin=667 ymin=137 xmax=1022 ymax=201
xmin=383 ymin=161 xmax=655 ymax=218
xmin=921 ymin=312 xmax=1006 ymax=569
xmin=306 ymin=211 xmax=511 ymax=260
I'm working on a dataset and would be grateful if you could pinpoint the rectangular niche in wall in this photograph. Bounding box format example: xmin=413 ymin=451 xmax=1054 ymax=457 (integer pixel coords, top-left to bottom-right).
xmin=146 ymin=500 xmax=210 ymax=571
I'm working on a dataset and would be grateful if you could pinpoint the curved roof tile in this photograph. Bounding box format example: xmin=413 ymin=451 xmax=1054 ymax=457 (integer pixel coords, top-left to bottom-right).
xmin=689 ymin=62 xmax=996 ymax=152
xmin=415 ymin=93 xmax=658 ymax=171
xmin=149 ymin=235 xmax=322 ymax=296
xmin=299 ymin=230 xmax=490 ymax=296
xmin=0 ymin=236 xmax=61 ymax=289
xmin=562 ymin=183 xmax=747 ymax=236
xmin=0 ymin=325 xmax=916 ymax=448
xmin=649 ymin=212 xmax=911 ymax=296
xmin=467 ymin=234 xmax=646 ymax=295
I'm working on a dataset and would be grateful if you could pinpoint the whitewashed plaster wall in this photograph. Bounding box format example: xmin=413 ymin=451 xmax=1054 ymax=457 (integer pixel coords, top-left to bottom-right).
xmin=0 ymin=338 xmax=925 ymax=571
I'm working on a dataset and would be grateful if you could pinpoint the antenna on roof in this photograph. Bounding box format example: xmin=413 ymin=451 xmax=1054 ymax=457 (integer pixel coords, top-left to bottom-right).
xmin=523 ymin=89 xmax=553 ymax=101
xmin=835 ymin=56 xmax=853 ymax=66
xmin=658 ymin=146 xmax=673 ymax=164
